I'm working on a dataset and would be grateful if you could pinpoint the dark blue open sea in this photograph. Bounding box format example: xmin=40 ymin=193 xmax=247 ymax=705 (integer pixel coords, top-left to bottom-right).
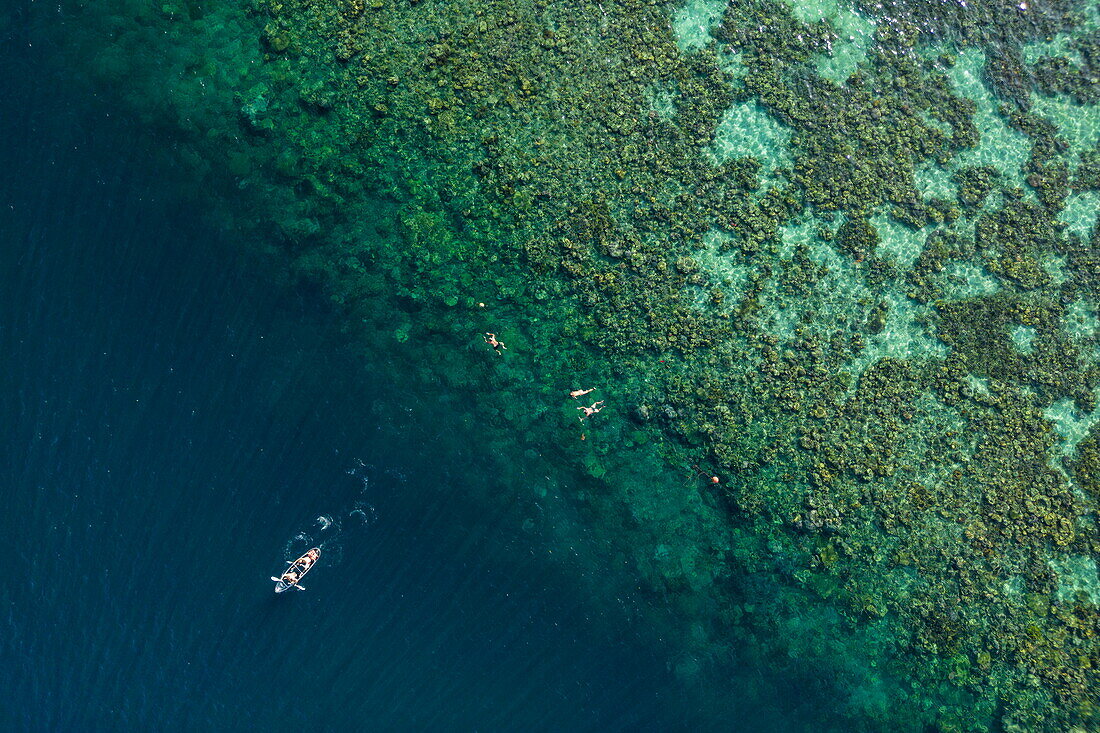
xmin=0 ymin=18 xmax=742 ymax=732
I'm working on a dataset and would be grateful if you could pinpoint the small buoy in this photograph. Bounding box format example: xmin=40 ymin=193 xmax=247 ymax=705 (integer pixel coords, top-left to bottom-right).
xmin=710 ymin=476 xmax=720 ymax=484
xmin=478 ymin=302 xmax=486 ymax=308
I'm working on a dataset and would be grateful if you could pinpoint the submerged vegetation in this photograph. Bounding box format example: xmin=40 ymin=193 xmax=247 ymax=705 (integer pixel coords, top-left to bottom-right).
xmin=49 ymin=0 xmax=1100 ymax=728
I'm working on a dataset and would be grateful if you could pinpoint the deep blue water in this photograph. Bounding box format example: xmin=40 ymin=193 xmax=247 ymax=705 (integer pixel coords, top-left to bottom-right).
xmin=0 ymin=18 xmax=739 ymax=731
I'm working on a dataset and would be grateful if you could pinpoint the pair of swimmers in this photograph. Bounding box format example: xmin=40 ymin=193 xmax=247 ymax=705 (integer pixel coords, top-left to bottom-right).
xmin=570 ymin=388 xmax=604 ymax=421
xmin=482 ymin=334 xmax=604 ymax=420
xmin=480 ymin=333 xmax=714 ymax=479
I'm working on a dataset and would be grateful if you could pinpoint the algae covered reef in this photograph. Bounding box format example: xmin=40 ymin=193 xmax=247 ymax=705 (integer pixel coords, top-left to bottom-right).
xmin=46 ymin=0 xmax=1100 ymax=728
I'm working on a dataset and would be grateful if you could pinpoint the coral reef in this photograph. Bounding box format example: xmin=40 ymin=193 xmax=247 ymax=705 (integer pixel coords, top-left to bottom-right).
xmin=45 ymin=0 xmax=1100 ymax=728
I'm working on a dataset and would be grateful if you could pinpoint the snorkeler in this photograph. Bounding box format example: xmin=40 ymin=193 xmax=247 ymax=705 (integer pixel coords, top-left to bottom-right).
xmin=577 ymin=400 xmax=605 ymax=421
xmin=484 ymin=332 xmax=506 ymax=354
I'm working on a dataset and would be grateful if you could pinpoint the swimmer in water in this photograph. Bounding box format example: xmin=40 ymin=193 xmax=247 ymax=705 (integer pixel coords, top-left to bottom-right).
xmin=577 ymin=400 xmax=605 ymax=421
xmin=483 ymin=332 xmax=506 ymax=355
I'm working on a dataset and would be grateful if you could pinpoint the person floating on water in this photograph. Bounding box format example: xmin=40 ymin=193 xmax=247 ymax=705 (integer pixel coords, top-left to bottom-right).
xmin=577 ymin=400 xmax=605 ymax=421
xmin=484 ymin=332 xmax=506 ymax=355
xmin=569 ymin=387 xmax=595 ymax=399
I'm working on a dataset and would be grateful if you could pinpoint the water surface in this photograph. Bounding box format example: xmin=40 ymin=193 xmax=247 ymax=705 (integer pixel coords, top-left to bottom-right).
xmin=0 ymin=30 xmax=720 ymax=731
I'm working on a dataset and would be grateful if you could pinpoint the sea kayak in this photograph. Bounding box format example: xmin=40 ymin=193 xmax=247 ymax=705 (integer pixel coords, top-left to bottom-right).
xmin=271 ymin=547 xmax=320 ymax=593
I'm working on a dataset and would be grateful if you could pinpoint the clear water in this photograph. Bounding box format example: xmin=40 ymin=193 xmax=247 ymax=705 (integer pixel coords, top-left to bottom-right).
xmin=0 ymin=34 xmax=751 ymax=732
xmin=8 ymin=0 xmax=1100 ymax=728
